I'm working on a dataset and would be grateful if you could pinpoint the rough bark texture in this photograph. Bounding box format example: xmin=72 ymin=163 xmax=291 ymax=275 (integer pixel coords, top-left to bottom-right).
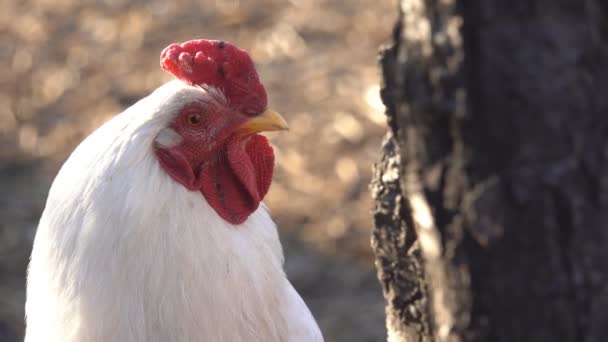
xmin=371 ymin=0 xmax=608 ymax=341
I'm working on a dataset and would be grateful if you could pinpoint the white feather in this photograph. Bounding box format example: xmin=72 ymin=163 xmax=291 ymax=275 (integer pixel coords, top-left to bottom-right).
xmin=25 ymin=80 xmax=323 ymax=342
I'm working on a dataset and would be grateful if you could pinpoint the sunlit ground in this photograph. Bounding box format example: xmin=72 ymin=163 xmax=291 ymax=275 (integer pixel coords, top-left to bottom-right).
xmin=0 ymin=0 xmax=396 ymax=340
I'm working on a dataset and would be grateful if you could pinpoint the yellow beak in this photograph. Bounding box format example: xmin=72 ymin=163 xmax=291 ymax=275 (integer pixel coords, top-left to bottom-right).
xmin=238 ymin=109 xmax=289 ymax=134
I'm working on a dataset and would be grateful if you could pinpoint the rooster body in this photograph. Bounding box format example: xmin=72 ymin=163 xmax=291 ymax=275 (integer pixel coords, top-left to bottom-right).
xmin=25 ymin=41 xmax=323 ymax=342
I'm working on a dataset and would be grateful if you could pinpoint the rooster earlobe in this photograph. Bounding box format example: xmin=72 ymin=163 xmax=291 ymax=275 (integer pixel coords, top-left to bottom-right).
xmin=155 ymin=128 xmax=183 ymax=148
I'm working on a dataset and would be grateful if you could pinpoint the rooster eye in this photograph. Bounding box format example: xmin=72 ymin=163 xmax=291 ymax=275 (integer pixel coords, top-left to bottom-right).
xmin=185 ymin=113 xmax=204 ymax=127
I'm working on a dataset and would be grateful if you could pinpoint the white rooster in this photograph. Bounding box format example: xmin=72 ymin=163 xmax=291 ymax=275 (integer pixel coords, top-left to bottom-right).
xmin=25 ymin=39 xmax=323 ymax=342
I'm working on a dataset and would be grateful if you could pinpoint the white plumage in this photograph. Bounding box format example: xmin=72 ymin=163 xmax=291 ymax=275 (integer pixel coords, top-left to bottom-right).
xmin=25 ymin=80 xmax=323 ymax=342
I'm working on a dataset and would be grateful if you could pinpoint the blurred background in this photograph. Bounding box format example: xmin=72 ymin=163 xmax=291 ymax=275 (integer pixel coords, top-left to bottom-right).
xmin=0 ymin=0 xmax=395 ymax=340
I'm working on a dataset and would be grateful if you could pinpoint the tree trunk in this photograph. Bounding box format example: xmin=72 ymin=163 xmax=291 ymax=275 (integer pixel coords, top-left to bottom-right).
xmin=371 ymin=0 xmax=608 ymax=341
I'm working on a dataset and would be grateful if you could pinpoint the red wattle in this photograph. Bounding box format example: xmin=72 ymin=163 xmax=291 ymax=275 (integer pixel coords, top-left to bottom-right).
xmin=156 ymin=148 xmax=201 ymax=191
xmin=243 ymin=135 xmax=274 ymax=203
xmin=198 ymin=135 xmax=274 ymax=225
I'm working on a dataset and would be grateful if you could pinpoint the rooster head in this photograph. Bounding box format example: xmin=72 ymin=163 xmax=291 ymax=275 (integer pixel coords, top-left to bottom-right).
xmin=155 ymin=39 xmax=287 ymax=224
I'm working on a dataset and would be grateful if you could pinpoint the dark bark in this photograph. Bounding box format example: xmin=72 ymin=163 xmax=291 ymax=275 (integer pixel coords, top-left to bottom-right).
xmin=371 ymin=0 xmax=608 ymax=341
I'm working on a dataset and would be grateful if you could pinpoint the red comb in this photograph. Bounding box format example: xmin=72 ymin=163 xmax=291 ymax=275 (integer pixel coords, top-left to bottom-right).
xmin=160 ymin=39 xmax=267 ymax=114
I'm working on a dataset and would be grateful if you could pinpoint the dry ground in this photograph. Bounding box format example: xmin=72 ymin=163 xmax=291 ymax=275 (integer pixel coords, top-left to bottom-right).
xmin=0 ymin=0 xmax=396 ymax=340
